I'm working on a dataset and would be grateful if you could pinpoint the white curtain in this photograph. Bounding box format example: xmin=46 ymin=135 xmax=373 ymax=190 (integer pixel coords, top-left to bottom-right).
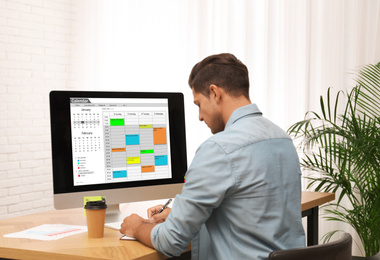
xmin=75 ymin=0 xmax=380 ymax=255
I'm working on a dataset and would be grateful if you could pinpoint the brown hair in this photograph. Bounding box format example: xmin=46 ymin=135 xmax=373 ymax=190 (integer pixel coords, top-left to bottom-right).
xmin=188 ymin=53 xmax=249 ymax=98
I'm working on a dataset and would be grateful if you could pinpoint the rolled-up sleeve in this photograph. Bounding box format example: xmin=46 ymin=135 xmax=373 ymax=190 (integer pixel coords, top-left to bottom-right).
xmin=150 ymin=140 xmax=235 ymax=257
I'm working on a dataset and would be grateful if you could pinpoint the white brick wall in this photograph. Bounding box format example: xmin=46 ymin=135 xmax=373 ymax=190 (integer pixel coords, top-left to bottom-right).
xmin=0 ymin=0 xmax=77 ymax=220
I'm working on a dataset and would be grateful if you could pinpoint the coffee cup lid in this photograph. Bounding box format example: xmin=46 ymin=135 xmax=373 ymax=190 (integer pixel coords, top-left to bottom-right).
xmin=84 ymin=199 xmax=107 ymax=209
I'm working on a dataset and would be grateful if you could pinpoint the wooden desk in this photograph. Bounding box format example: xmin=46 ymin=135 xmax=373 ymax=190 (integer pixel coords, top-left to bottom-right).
xmin=301 ymin=191 xmax=335 ymax=246
xmin=0 ymin=208 xmax=166 ymax=260
xmin=0 ymin=191 xmax=334 ymax=259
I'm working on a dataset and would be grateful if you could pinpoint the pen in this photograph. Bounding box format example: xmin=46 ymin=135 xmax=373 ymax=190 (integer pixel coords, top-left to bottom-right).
xmin=156 ymin=198 xmax=172 ymax=215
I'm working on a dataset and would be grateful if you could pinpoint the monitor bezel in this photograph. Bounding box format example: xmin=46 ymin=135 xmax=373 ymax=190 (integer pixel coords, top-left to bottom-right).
xmin=49 ymin=90 xmax=187 ymax=195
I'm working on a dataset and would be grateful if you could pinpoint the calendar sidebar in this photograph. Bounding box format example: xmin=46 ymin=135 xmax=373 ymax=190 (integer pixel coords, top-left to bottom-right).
xmin=70 ymin=106 xmax=106 ymax=186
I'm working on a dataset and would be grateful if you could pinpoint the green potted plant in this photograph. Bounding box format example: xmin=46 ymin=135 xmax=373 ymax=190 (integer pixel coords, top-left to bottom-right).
xmin=287 ymin=62 xmax=380 ymax=258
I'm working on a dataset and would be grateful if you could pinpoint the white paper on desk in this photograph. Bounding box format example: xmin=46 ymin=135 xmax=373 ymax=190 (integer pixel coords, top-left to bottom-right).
xmin=3 ymin=224 xmax=87 ymax=241
xmin=120 ymin=235 xmax=137 ymax=241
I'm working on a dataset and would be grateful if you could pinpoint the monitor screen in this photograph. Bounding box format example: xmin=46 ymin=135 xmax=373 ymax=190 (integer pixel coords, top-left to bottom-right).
xmin=49 ymin=91 xmax=187 ymax=223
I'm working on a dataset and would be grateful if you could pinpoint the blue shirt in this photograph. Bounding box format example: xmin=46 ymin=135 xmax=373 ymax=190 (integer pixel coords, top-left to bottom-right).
xmin=151 ymin=104 xmax=305 ymax=259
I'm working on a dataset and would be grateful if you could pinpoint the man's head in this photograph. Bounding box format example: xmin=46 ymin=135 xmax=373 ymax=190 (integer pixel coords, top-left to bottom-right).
xmin=189 ymin=53 xmax=251 ymax=134
xmin=188 ymin=53 xmax=250 ymax=99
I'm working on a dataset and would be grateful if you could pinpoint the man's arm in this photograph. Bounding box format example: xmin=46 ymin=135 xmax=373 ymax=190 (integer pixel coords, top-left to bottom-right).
xmin=149 ymin=141 xmax=234 ymax=256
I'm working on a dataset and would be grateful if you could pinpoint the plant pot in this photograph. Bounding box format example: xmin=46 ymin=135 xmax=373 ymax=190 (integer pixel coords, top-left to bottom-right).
xmin=352 ymin=252 xmax=380 ymax=260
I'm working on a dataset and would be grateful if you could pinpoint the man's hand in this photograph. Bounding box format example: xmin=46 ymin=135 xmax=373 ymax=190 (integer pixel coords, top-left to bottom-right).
xmin=120 ymin=214 xmax=146 ymax=237
xmin=120 ymin=214 xmax=154 ymax=248
xmin=147 ymin=205 xmax=171 ymax=223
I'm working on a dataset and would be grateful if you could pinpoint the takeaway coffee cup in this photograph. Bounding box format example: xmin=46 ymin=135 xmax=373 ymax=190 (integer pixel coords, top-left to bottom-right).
xmin=84 ymin=199 xmax=107 ymax=238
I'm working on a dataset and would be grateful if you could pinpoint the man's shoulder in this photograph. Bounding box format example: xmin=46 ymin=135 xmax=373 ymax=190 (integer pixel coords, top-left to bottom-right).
xmin=203 ymin=116 xmax=291 ymax=154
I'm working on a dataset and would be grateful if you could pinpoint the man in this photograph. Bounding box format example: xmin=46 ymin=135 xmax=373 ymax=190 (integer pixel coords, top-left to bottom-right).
xmin=121 ymin=53 xmax=305 ymax=259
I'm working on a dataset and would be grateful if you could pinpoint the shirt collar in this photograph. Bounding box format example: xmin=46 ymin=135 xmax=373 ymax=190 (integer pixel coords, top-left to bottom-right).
xmin=225 ymin=104 xmax=263 ymax=129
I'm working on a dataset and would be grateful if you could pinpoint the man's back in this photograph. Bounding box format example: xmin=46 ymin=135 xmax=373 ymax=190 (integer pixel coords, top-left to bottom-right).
xmin=196 ymin=104 xmax=305 ymax=259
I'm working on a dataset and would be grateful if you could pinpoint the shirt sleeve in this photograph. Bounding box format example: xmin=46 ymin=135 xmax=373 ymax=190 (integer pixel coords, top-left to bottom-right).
xmin=150 ymin=140 xmax=236 ymax=257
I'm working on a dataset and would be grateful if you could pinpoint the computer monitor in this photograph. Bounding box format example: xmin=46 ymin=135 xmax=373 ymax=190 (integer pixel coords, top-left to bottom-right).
xmin=49 ymin=90 xmax=187 ymax=223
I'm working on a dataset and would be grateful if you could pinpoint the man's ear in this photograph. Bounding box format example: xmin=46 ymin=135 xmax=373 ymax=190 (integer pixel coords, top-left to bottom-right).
xmin=209 ymin=84 xmax=223 ymax=102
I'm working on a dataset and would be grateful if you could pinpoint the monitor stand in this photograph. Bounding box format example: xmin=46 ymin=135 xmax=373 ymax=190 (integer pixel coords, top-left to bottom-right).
xmin=104 ymin=204 xmax=124 ymax=230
